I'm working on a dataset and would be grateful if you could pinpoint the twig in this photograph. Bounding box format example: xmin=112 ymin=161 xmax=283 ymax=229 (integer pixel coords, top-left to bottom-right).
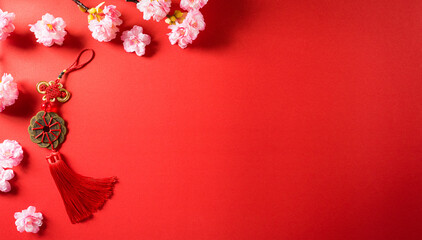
xmin=71 ymin=0 xmax=89 ymax=11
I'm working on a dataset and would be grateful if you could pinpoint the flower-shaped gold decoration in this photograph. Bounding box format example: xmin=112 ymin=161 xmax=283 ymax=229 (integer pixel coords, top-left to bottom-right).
xmin=28 ymin=111 xmax=67 ymax=150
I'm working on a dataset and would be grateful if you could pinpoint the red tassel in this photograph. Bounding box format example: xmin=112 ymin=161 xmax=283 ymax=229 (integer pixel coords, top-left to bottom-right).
xmin=46 ymin=151 xmax=117 ymax=224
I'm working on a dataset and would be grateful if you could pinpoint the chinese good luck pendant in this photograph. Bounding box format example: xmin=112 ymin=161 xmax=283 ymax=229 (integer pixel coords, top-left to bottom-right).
xmin=28 ymin=49 xmax=117 ymax=224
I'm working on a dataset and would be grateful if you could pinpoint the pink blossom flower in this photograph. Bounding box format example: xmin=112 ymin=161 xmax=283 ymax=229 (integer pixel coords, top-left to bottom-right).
xmin=88 ymin=4 xmax=122 ymax=42
xmin=29 ymin=13 xmax=67 ymax=47
xmin=136 ymin=0 xmax=171 ymax=22
xmin=184 ymin=10 xmax=205 ymax=31
xmin=0 ymin=140 xmax=23 ymax=168
xmin=103 ymin=5 xmax=123 ymax=26
xmin=14 ymin=206 xmax=43 ymax=233
xmin=0 ymin=168 xmax=14 ymax=192
xmin=121 ymin=25 xmax=151 ymax=56
xmin=0 ymin=9 xmax=15 ymax=41
xmin=168 ymin=23 xmax=198 ymax=49
xmin=180 ymin=0 xmax=208 ymax=11
xmin=0 ymin=73 xmax=19 ymax=112
xmin=88 ymin=18 xmax=119 ymax=42
xmin=167 ymin=11 xmax=205 ymax=49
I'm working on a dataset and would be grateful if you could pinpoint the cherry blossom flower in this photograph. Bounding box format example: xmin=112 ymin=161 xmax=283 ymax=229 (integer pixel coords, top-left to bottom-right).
xmin=0 ymin=168 xmax=14 ymax=192
xmin=136 ymin=0 xmax=171 ymax=22
xmin=168 ymin=10 xmax=205 ymax=49
xmin=121 ymin=25 xmax=151 ymax=56
xmin=0 ymin=73 xmax=19 ymax=112
xmin=180 ymin=0 xmax=208 ymax=11
xmin=29 ymin=13 xmax=67 ymax=47
xmin=0 ymin=140 xmax=23 ymax=168
xmin=184 ymin=10 xmax=205 ymax=31
xmin=0 ymin=9 xmax=15 ymax=41
xmin=103 ymin=5 xmax=122 ymax=25
xmin=168 ymin=23 xmax=197 ymax=49
xmin=14 ymin=206 xmax=43 ymax=233
xmin=88 ymin=17 xmax=118 ymax=42
xmin=88 ymin=3 xmax=122 ymax=42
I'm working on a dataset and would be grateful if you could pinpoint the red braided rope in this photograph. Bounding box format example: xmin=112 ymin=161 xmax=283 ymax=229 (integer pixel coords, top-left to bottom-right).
xmin=55 ymin=49 xmax=95 ymax=83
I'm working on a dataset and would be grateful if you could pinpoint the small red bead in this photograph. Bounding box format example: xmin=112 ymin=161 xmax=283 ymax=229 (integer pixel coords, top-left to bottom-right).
xmin=60 ymin=91 xmax=67 ymax=98
xmin=41 ymin=102 xmax=51 ymax=111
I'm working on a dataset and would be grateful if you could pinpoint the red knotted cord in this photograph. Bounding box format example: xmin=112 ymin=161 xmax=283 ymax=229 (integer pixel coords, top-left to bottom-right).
xmin=65 ymin=49 xmax=95 ymax=74
xmin=55 ymin=49 xmax=95 ymax=83
xmin=43 ymin=49 xmax=95 ymax=111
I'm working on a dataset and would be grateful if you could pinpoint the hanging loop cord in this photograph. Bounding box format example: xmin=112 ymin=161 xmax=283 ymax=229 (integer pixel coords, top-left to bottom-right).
xmin=56 ymin=49 xmax=95 ymax=83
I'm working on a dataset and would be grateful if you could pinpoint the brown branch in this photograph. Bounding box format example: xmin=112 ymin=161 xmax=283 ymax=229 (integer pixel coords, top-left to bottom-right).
xmin=71 ymin=0 xmax=89 ymax=11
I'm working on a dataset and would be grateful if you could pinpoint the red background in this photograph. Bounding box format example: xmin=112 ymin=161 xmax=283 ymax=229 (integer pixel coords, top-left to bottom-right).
xmin=0 ymin=0 xmax=421 ymax=239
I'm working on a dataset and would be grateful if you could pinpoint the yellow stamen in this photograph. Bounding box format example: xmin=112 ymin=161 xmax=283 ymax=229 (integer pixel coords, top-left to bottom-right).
xmin=174 ymin=10 xmax=183 ymax=19
xmin=95 ymin=2 xmax=105 ymax=12
xmin=47 ymin=24 xmax=53 ymax=30
xmin=87 ymin=2 xmax=105 ymax=23
xmin=88 ymin=8 xmax=96 ymax=14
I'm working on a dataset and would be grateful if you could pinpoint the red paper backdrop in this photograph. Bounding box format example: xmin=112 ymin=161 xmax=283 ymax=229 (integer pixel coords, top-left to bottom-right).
xmin=0 ymin=0 xmax=422 ymax=239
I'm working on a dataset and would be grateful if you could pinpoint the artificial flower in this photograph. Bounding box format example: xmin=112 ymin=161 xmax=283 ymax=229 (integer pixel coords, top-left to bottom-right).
xmin=180 ymin=0 xmax=208 ymax=11
xmin=14 ymin=206 xmax=43 ymax=233
xmin=168 ymin=10 xmax=205 ymax=48
xmin=29 ymin=13 xmax=67 ymax=47
xmin=0 ymin=167 xmax=14 ymax=192
xmin=168 ymin=23 xmax=197 ymax=49
xmin=0 ymin=9 xmax=15 ymax=41
xmin=121 ymin=25 xmax=151 ymax=56
xmin=0 ymin=73 xmax=19 ymax=112
xmin=102 ymin=5 xmax=122 ymax=25
xmin=88 ymin=17 xmax=119 ymax=42
xmin=88 ymin=3 xmax=123 ymax=42
xmin=136 ymin=0 xmax=171 ymax=22
xmin=183 ymin=10 xmax=205 ymax=31
xmin=0 ymin=140 xmax=23 ymax=168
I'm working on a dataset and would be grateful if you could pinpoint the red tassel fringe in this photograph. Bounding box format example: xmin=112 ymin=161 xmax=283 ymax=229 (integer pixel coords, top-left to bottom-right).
xmin=47 ymin=151 xmax=117 ymax=224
